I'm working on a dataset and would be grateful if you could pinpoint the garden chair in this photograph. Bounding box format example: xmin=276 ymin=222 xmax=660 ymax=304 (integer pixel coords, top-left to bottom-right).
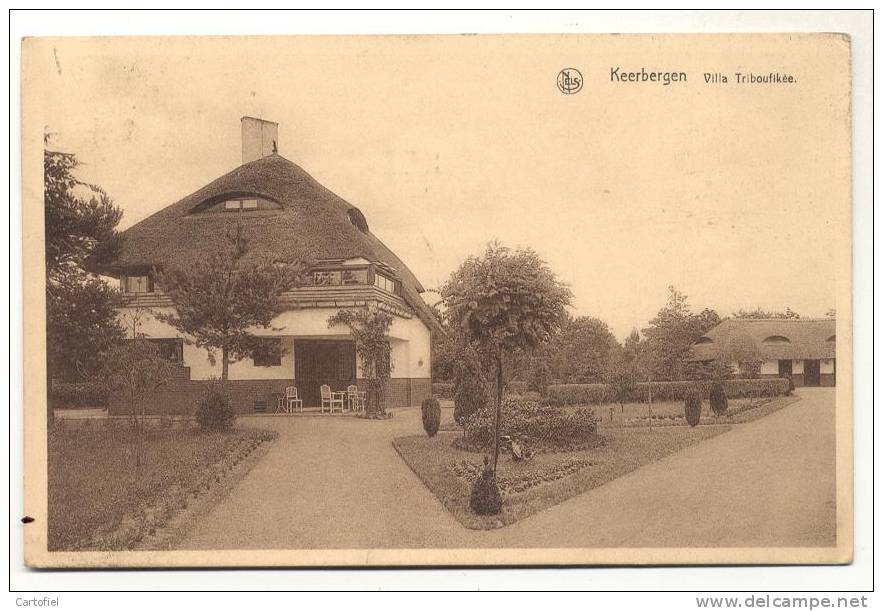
xmin=285 ymin=385 xmax=303 ymax=413
xmin=347 ymin=384 xmax=367 ymax=412
xmin=320 ymin=384 xmax=345 ymax=413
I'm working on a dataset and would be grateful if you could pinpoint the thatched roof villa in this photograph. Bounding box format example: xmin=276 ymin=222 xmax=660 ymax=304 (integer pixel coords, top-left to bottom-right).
xmin=689 ymin=318 xmax=836 ymax=387
xmin=96 ymin=117 xmax=437 ymax=413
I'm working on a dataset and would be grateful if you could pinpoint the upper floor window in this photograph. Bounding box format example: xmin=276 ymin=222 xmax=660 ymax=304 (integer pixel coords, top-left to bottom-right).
xmin=310 ymin=267 xmax=369 ymax=287
xmin=374 ymin=273 xmax=398 ymax=294
xmin=121 ymin=275 xmax=154 ymax=294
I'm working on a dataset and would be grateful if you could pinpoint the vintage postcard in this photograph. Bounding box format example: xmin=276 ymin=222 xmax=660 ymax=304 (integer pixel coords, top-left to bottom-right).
xmin=21 ymin=33 xmax=853 ymax=568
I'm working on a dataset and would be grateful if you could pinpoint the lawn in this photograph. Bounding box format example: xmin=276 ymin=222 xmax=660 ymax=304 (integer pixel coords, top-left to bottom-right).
xmin=393 ymin=424 xmax=730 ymax=530
xmin=48 ymin=423 xmax=276 ymax=550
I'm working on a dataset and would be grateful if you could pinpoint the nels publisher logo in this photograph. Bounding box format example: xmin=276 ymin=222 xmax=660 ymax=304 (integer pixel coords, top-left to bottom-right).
xmin=557 ymin=68 xmax=583 ymax=94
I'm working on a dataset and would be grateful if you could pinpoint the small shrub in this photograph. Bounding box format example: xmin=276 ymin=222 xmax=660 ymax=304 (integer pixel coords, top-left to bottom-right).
xmin=684 ymin=389 xmax=703 ymax=427
xmin=709 ymin=382 xmax=728 ymax=416
xmin=421 ymin=398 xmax=441 ymax=437
xmin=195 ymin=384 xmax=236 ymax=432
xmin=469 ymin=458 xmax=502 ymax=515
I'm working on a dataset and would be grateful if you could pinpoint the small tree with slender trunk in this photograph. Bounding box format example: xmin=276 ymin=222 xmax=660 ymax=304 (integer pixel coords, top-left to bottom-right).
xmin=605 ymin=360 xmax=640 ymax=427
xmin=98 ymin=307 xmax=177 ymax=476
xmin=155 ymin=225 xmax=309 ymax=381
xmin=327 ymin=307 xmax=393 ymax=417
xmin=441 ymin=243 xmax=571 ymax=477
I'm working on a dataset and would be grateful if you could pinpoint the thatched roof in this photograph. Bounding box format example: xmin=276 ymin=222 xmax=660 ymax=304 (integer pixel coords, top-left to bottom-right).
xmin=96 ymin=153 xmax=438 ymax=331
xmin=689 ymin=318 xmax=836 ymax=362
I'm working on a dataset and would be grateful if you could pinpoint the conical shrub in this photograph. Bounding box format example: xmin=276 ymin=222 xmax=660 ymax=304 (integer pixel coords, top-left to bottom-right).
xmin=709 ymin=382 xmax=728 ymax=416
xmin=421 ymin=397 xmax=441 ymax=437
xmin=470 ymin=458 xmax=503 ymax=515
xmin=684 ymin=388 xmax=703 ymax=428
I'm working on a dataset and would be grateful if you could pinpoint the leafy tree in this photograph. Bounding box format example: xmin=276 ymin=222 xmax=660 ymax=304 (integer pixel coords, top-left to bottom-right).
xmin=46 ymin=267 xmax=122 ymax=383
xmin=328 ymin=307 xmax=393 ymax=417
xmin=642 ymin=286 xmax=720 ymax=381
xmin=44 ymin=145 xmax=122 ymax=272
xmin=441 ymin=243 xmax=571 ymax=476
xmin=156 ymin=226 xmax=309 ymax=380
xmin=548 ymin=315 xmax=619 ymax=383
xmin=732 ymin=307 xmax=800 ymax=319
xmin=44 ymin=142 xmax=125 ymax=427
xmin=97 ymin=308 xmax=178 ymax=474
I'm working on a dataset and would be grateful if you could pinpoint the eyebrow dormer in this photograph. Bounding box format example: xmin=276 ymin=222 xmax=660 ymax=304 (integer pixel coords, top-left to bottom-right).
xmin=762 ymin=335 xmax=791 ymax=344
xmin=188 ymin=193 xmax=283 ymax=214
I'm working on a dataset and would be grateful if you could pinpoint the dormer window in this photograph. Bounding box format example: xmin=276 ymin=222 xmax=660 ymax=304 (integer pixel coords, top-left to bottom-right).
xmin=374 ymin=273 xmax=398 ymax=294
xmin=121 ymin=275 xmax=154 ymax=294
xmin=223 ymin=198 xmax=260 ymax=212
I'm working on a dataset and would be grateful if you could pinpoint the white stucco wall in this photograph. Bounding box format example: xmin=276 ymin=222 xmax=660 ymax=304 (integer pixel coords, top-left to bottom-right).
xmin=792 ymin=359 xmax=804 ymax=374
xmin=118 ymin=305 xmax=431 ymax=381
xmin=760 ymin=359 xmax=779 ymax=375
xmin=821 ymin=358 xmax=835 ymax=374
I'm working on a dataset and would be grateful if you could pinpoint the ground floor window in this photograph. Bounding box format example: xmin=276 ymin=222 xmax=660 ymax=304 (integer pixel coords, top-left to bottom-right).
xmin=253 ymin=338 xmax=283 ymax=367
xmin=145 ymin=338 xmax=183 ymax=362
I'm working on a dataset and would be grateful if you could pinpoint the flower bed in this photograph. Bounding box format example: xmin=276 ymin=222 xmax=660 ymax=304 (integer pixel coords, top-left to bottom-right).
xmin=393 ymin=424 xmax=731 ymax=530
xmin=449 ymin=457 xmax=595 ymax=496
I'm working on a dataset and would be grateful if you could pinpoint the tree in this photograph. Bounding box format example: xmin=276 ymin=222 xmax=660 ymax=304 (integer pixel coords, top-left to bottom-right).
xmin=548 ymin=315 xmax=619 ymax=383
xmin=156 ymin=226 xmax=309 ymax=380
xmin=44 ymin=142 xmax=125 ymax=427
xmin=732 ymin=307 xmax=800 ymax=319
xmin=328 ymin=307 xmax=393 ymax=417
xmin=46 ymin=266 xmax=123 ymax=383
xmin=98 ymin=308 xmax=177 ymax=475
xmin=605 ymin=360 xmax=639 ymax=416
xmin=643 ymin=286 xmax=720 ymax=381
xmin=441 ymin=243 xmax=571 ymax=475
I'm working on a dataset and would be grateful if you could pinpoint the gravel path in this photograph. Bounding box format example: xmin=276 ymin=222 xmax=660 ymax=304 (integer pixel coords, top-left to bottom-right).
xmin=179 ymin=389 xmax=835 ymax=549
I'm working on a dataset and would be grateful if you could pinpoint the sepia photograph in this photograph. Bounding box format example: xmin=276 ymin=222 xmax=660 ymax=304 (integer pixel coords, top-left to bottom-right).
xmin=19 ymin=30 xmax=854 ymax=569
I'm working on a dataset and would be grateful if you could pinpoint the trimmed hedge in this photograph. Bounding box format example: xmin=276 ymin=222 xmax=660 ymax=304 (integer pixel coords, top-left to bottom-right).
xmin=49 ymin=381 xmax=108 ymax=409
xmin=421 ymin=398 xmax=441 ymax=437
xmin=432 ymin=382 xmax=455 ymax=399
xmin=544 ymin=378 xmax=789 ymax=406
xmin=684 ymin=389 xmax=703 ymax=427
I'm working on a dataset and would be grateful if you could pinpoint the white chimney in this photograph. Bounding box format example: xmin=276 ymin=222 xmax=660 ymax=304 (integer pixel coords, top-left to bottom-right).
xmin=241 ymin=116 xmax=278 ymax=164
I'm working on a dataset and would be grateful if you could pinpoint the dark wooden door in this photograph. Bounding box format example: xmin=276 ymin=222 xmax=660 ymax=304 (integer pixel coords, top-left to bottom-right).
xmin=804 ymin=359 xmax=821 ymax=387
xmin=294 ymin=341 xmax=356 ymax=407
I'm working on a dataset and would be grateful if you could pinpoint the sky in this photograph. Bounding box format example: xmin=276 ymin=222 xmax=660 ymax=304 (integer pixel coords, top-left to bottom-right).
xmin=25 ymin=35 xmax=850 ymax=339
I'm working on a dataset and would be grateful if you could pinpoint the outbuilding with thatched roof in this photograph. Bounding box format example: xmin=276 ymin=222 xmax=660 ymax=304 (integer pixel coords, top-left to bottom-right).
xmin=689 ymin=318 xmax=836 ymax=387
xmin=96 ymin=117 xmax=437 ymax=414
